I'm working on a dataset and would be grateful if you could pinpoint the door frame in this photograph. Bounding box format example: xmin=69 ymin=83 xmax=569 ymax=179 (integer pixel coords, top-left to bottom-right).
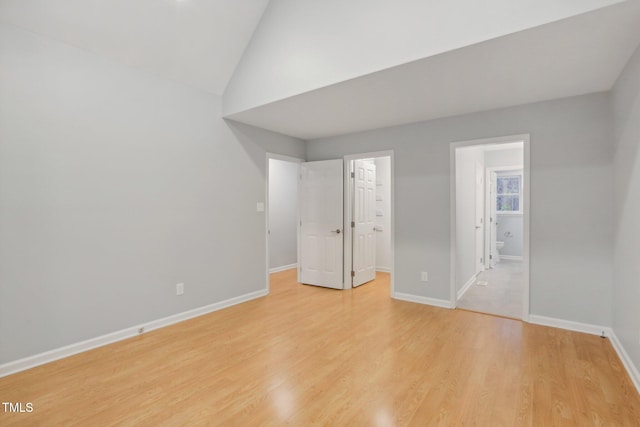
xmin=449 ymin=135 xmax=530 ymax=321
xmin=343 ymin=150 xmax=395 ymax=296
xmin=484 ymin=165 xmax=523 ymax=269
xmin=265 ymin=153 xmax=303 ymax=293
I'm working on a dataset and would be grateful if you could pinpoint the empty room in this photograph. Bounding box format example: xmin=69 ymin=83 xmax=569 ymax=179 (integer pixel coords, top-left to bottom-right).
xmin=2 ymin=0 xmax=640 ymax=425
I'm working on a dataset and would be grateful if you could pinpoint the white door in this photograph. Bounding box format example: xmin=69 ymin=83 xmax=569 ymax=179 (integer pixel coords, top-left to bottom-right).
xmin=489 ymin=171 xmax=498 ymax=268
xmin=475 ymin=162 xmax=485 ymax=275
xmin=352 ymin=160 xmax=376 ymax=287
xmin=299 ymin=159 xmax=344 ymax=289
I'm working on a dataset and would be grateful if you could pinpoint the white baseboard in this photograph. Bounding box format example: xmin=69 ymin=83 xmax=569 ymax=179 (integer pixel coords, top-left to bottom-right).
xmin=608 ymin=330 xmax=640 ymax=395
xmin=0 ymin=289 xmax=268 ymax=378
xmin=457 ymin=274 xmax=477 ymax=300
xmin=528 ymin=314 xmax=640 ymax=397
xmin=392 ymin=292 xmax=453 ymax=309
xmin=269 ymin=263 xmax=297 ymax=273
xmin=528 ymin=314 xmax=608 ymax=336
xmin=376 ymin=267 xmax=391 ymax=273
xmin=500 ymin=255 xmax=523 ymax=261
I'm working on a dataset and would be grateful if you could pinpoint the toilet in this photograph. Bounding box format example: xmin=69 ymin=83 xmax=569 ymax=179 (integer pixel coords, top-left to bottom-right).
xmin=495 ymin=241 xmax=505 ymax=263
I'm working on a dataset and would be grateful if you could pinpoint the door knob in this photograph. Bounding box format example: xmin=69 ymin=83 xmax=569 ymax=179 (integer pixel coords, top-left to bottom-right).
xmin=331 ymin=229 xmax=341 ymax=234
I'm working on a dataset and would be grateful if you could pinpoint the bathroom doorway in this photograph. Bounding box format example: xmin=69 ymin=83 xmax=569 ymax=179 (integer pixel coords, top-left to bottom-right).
xmin=450 ymin=136 xmax=529 ymax=320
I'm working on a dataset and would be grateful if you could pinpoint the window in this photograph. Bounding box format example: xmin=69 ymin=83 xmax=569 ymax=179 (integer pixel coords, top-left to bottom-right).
xmin=496 ymin=173 xmax=522 ymax=213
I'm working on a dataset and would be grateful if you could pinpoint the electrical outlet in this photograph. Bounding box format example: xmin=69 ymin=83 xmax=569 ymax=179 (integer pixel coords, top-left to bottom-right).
xmin=176 ymin=283 xmax=184 ymax=296
xmin=421 ymin=272 xmax=428 ymax=282
xmin=138 ymin=327 xmax=144 ymax=335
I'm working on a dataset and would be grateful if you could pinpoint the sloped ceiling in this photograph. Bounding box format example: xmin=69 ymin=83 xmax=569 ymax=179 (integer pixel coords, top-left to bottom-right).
xmin=225 ymin=1 xmax=640 ymax=139
xmin=2 ymin=0 xmax=638 ymax=140
xmin=223 ymin=0 xmax=624 ymax=116
xmin=0 ymin=0 xmax=269 ymax=95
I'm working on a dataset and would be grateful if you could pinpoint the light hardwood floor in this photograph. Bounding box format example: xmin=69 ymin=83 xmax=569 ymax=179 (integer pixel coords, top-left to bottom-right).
xmin=1 ymin=269 xmax=639 ymax=426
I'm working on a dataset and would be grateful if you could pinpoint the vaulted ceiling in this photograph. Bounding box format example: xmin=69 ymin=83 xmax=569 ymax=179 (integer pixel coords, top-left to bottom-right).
xmin=224 ymin=1 xmax=640 ymax=139
xmin=0 ymin=0 xmax=269 ymax=95
xmin=2 ymin=1 xmax=639 ymax=140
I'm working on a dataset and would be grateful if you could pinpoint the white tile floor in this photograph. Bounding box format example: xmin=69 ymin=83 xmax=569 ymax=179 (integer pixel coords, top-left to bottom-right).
xmin=456 ymin=260 xmax=523 ymax=319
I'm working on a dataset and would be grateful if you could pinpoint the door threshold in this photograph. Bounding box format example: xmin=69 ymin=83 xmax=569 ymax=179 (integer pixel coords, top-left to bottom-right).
xmin=455 ymin=307 xmax=521 ymax=322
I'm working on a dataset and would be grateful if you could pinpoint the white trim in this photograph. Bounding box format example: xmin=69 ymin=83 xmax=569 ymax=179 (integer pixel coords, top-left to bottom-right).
xmin=0 ymin=289 xmax=268 ymax=378
xmin=266 ymin=153 xmax=303 ymax=293
xmin=522 ymin=138 xmax=530 ymax=322
xmin=450 ymin=134 xmax=530 ymax=322
xmin=392 ymin=292 xmax=454 ymax=309
xmin=376 ymin=267 xmax=391 ymax=273
xmin=343 ymin=151 xmax=395 ymax=296
xmin=609 ymin=330 xmax=640 ymax=394
xmin=526 ymin=315 xmax=640 ymax=397
xmin=528 ymin=315 xmax=609 ymax=336
xmin=499 ymin=255 xmax=523 ymax=261
xmin=269 ymin=263 xmax=298 ymax=273
xmin=457 ymin=274 xmax=477 ymax=300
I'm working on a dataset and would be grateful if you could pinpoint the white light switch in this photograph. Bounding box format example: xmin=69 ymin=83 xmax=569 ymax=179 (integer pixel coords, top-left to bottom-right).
xmin=256 ymin=202 xmax=265 ymax=212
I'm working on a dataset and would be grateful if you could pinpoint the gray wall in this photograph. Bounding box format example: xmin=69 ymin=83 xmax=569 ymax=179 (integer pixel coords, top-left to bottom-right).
xmin=611 ymin=44 xmax=640 ymax=374
xmin=485 ymin=148 xmax=523 ymax=167
xmin=268 ymin=159 xmax=299 ymax=270
xmin=307 ymin=92 xmax=613 ymax=326
xmin=496 ymin=214 xmax=523 ymax=257
xmin=0 ymin=24 xmax=305 ymax=364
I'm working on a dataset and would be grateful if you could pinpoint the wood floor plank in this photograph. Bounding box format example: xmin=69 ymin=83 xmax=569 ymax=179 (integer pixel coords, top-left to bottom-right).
xmin=1 ymin=269 xmax=639 ymax=426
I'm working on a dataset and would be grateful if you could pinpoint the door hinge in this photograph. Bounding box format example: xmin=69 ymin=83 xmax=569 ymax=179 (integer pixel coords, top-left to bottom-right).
xmin=351 ymin=172 xmax=355 ymax=178
xmin=490 ymin=255 xmax=493 ymax=260
xmin=351 ymin=221 xmax=355 ymax=228
xmin=351 ymin=271 xmax=355 ymax=277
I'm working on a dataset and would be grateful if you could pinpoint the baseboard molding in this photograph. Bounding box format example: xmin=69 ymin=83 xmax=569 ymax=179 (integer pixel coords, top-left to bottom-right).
xmin=0 ymin=289 xmax=268 ymax=378
xmin=457 ymin=274 xmax=477 ymax=300
xmin=269 ymin=263 xmax=297 ymax=273
xmin=528 ymin=314 xmax=608 ymax=336
xmin=392 ymin=292 xmax=453 ymax=309
xmin=376 ymin=267 xmax=391 ymax=273
xmin=608 ymin=330 xmax=640 ymax=395
xmin=500 ymin=255 xmax=523 ymax=261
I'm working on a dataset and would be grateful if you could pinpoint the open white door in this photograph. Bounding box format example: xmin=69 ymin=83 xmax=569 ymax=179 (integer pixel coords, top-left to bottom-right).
xmin=299 ymin=159 xmax=343 ymax=289
xmin=475 ymin=161 xmax=485 ymax=275
xmin=352 ymin=160 xmax=376 ymax=287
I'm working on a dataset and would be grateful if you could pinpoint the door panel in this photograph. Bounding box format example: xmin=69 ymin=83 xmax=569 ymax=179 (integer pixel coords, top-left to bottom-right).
xmin=353 ymin=160 xmax=376 ymax=287
xmin=299 ymin=159 xmax=343 ymax=289
xmin=475 ymin=161 xmax=485 ymax=275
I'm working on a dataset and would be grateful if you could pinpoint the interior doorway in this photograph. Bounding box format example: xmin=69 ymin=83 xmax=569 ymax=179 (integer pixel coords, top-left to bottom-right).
xmin=450 ymin=136 xmax=529 ymax=320
xmin=267 ymin=151 xmax=394 ymax=293
xmin=266 ymin=154 xmax=303 ymax=291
